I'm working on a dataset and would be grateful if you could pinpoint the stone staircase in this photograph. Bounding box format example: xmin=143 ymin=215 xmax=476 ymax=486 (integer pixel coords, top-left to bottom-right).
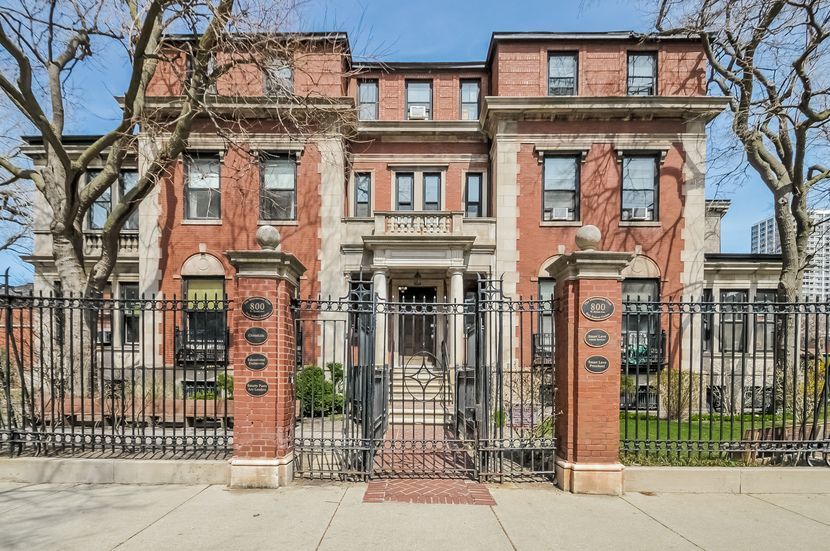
xmin=387 ymin=359 xmax=453 ymax=425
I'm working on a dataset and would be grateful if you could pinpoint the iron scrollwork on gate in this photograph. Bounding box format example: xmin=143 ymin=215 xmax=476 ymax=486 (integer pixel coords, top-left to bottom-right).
xmin=292 ymin=275 xmax=557 ymax=482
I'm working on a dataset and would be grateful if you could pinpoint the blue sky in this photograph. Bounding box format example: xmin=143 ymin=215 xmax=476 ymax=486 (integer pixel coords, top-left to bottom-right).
xmin=0 ymin=0 xmax=772 ymax=284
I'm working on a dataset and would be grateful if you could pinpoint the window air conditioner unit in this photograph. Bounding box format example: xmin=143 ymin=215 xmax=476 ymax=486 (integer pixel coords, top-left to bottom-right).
xmin=630 ymin=207 xmax=650 ymax=220
xmin=550 ymin=207 xmax=571 ymax=220
xmin=408 ymin=105 xmax=428 ymax=120
xmin=97 ymin=330 xmax=113 ymax=346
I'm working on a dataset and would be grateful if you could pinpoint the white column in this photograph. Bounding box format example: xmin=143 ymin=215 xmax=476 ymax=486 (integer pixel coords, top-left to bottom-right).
xmin=373 ymin=269 xmax=388 ymax=366
xmin=449 ymin=268 xmax=465 ymax=367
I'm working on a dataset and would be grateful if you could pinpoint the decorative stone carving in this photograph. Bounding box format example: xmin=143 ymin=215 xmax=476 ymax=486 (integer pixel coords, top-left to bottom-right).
xmin=256 ymin=225 xmax=281 ymax=250
xmin=181 ymin=252 xmax=225 ymax=276
xmin=575 ymin=225 xmax=601 ymax=251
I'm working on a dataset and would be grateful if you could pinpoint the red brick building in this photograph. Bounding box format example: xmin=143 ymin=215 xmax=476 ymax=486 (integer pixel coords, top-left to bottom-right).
xmin=25 ymin=30 xmax=724 ymax=370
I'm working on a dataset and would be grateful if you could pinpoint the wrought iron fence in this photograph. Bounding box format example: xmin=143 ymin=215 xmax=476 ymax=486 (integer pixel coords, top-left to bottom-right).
xmin=292 ymin=277 xmax=556 ymax=481
xmin=621 ymin=298 xmax=830 ymax=466
xmin=0 ymin=287 xmax=232 ymax=458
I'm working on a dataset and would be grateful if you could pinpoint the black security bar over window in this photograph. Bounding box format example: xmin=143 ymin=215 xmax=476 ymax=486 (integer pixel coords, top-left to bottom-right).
xmin=621 ymin=297 xmax=830 ymax=466
xmin=0 ymin=284 xmax=232 ymax=459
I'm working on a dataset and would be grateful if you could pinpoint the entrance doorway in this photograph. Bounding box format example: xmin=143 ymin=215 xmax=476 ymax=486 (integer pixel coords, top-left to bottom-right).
xmin=398 ymin=286 xmax=437 ymax=358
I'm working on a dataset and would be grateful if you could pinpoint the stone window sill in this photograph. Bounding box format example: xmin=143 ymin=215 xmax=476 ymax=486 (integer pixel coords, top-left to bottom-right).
xmin=182 ymin=219 xmax=222 ymax=225
xmin=258 ymin=220 xmax=298 ymax=226
xmin=540 ymin=220 xmax=582 ymax=227
xmin=619 ymin=221 xmax=661 ymax=228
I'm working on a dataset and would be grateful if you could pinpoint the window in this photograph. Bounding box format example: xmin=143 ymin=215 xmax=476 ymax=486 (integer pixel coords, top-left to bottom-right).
xmin=358 ymin=80 xmax=379 ymax=120
xmin=406 ymin=80 xmax=432 ymax=119
xmin=185 ymin=155 xmax=221 ymax=220
xmin=542 ymin=156 xmax=580 ymax=221
xmin=702 ymin=288 xmax=714 ymax=352
xmin=621 ymin=155 xmax=658 ymax=221
xmin=206 ymin=52 xmax=217 ymax=94
xmin=86 ymin=170 xmax=142 ymax=230
xmin=395 ymin=172 xmax=414 ymax=210
xmin=622 ymin=279 xmax=660 ymax=364
xmin=87 ymin=170 xmax=110 ymax=230
xmin=460 ymin=80 xmax=480 ymax=120
xmin=423 ymin=172 xmax=441 ymax=211
xmin=264 ymin=58 xmax=293 ymax=96
xmin=721 ymin=290 xmax=748 ymax=352
xmin=754 ymin=289 xmax=777 ymax=351
xmin=538 ymin=278 xmax=555 ymax=360
xmin=548 ymin=53 xmax=577 ymax=96
xmin=120 ymin=283 xmax=140 ymax=344
xmin=354 ymin=172 xmax=371 ymax=217
xmin=184 ymin=278 xmax=226 ymax=343
xmin=260 ymin=154 xmax=296 ymax=221
xmin=627 ymin=52 xmax=657 ymax=95
xmin=464 ymin=173 xmax=483 ymax=218
xmin=119 ymin=171 xmax=139 ymax=230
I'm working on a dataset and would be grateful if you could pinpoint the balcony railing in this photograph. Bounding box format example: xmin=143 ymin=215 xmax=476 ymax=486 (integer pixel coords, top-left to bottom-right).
xmin=375 ymin=211 xmax=463 ymax=236
xmin=175 ymin=327 xmax=229 ymax=366
xmin=83 ymin=232 xmax=140 ymax=256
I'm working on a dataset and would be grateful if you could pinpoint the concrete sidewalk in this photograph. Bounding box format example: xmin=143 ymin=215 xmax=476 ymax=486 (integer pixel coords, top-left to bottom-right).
xmin=0 ymin=482 xmax=828 ymax=551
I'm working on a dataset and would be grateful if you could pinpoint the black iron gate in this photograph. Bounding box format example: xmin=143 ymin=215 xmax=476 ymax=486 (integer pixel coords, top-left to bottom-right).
xmin=292 ymin=277 xmax=556 ymax=481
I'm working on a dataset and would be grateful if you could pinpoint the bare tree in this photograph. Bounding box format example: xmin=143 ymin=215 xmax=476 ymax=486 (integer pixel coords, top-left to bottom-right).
xmin=0 ymin=0 xmax=355 ymax=298
xmin=0 ymin=97 xmax=31 ymax=256
xmin=656 ymin=0 xmax=830 ymax=302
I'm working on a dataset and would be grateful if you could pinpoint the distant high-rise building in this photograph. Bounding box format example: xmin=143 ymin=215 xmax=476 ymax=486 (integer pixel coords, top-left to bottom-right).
xmin=751 ymin=210 xmax=830 ymax=299
xmin=750 ymin=217 xmax=780 ymax=254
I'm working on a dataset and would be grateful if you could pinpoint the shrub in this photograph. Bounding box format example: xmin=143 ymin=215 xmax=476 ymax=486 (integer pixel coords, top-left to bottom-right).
xmin=216 ymin=373 xmax=234 ymax=399
xmin=296 ymin=364 xmax=343 ymax=416
xmin=786 ymin=359 xmax=827 ymax=426
xmin=657 ymin=369 xmax=702 ymax=420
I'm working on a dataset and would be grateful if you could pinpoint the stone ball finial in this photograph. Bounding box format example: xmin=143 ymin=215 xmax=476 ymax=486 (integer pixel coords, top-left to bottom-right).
xmin=575 ymin=225 xmax=601 ymax=251
xmin=256 ymin=225 xmax=281 ymax=250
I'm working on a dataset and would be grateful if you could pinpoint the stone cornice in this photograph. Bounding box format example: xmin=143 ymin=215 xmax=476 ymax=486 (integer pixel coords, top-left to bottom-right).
xmin=225 ymin=249 xmax=307 ymax=286
xmin=356 ymin=120 xmax=485 ymax=141
xmin=362 ymin=234 xmax=476 ymax=251
xmin=136 ymin=95 xmax=355 ymax=119
xmin=482 ymin=96 xmax=729 ymax=137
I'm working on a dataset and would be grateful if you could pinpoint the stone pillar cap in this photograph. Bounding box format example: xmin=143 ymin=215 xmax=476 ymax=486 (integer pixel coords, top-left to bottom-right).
xmin=225 ymin=249 xmax=306 ymax=286
xmin=547 ymin=249 xmax=634 ymax=282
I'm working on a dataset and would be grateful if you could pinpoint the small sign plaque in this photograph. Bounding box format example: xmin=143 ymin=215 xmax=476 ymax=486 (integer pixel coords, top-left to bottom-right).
xmin=581 ymin=297 xmax=614 ymax=321
xmin=244 ymin=327 xmax=268 ymax=345
xmin=585 ymin=355 xmax=610 ymax=374
xmin=241 ymin=297 xmax=273 ymax=321
xmin=584 ymin=328 xmax=610 ymax=348
xmin=245 ymin=379 xmax=269 ymax=396
xmin=245 ymin=353 xmax=268 ymax=371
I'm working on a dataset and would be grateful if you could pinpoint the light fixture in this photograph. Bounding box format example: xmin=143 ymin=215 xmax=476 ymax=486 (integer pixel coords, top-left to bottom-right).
xmin=414 ymin=271 xmax=422 ymax=286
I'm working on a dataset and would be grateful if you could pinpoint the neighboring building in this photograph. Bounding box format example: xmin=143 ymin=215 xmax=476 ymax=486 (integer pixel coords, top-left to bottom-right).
xmin=23 ymin=31 xmax=725 ymax=374
xmin=751 ymin=210 xmax=830 ymax=299
xmin=751 ymin=216 xmax=780 ymax=255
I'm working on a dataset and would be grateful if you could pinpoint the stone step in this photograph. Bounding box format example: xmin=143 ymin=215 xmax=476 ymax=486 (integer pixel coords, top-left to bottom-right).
xmin=387 ymin=408 xmax=454 ymax=425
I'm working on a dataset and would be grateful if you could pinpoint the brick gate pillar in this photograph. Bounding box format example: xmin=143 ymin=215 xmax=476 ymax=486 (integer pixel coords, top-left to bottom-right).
xmin=547 ymin=225 xmax=633 ymax=495
xmin=225 ymin=226 xmax=306 ymax=488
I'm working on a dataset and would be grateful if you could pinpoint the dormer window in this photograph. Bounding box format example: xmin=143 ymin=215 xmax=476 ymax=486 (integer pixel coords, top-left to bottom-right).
xmin=627 ymin=52 xmax=657 ymax=96
xmin=358 ymin=80 xmax=379 ymax=120
xmin=406 ymin=81 xmax=432 ymax=120
xmin=264 ymin=58 xmax=293 ymax=97
xmin=548 ymin=53 xmax=577 ymax=96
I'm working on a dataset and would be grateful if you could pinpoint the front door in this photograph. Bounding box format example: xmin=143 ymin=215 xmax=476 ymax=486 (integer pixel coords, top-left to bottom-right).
xmin=398 ymin=286 xmax=437 ymax=358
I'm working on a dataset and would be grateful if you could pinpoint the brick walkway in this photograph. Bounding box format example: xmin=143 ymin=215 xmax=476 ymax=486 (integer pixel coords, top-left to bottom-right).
xmin=373 ymin=424 xmax=476 ymax=477
xmin=362 ymin=479 xmax=497 ymax=505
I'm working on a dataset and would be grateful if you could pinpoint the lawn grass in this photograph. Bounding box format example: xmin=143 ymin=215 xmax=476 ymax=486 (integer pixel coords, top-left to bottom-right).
xmin=619 ymin=412 xmax=789 ymax=444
